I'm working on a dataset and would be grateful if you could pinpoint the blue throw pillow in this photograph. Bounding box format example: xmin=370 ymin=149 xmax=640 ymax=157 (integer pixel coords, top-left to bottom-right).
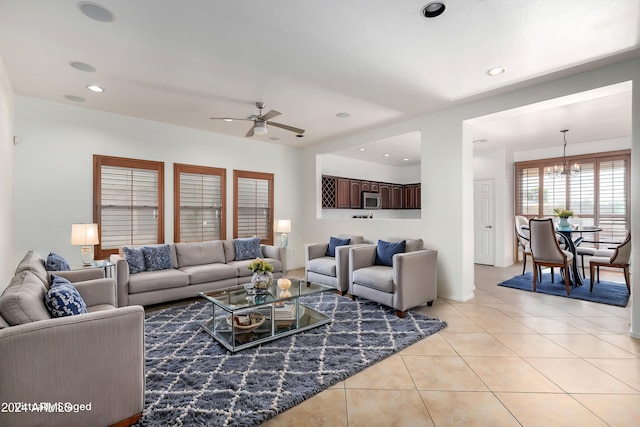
xmin=123 ymin=247 xmax=146 ymax=274
xmin=45 ymin=252 xmax=70 ymax=271
xmin=141 ymin=245 xmax=173 ymax=271
xmin=326 ymin=237 xmax=351 ymax=257
xmin=374 ymin=240 xmax=406 ymax=267
xmin=234 ymin=237 xmax=263 ymax=261
xmin=45 ymin=275 xmax=88 ymax=317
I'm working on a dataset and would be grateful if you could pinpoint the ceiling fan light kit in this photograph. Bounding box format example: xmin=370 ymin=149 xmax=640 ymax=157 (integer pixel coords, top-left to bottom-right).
xmin=210 ymin=101 xmax=305 ymax=138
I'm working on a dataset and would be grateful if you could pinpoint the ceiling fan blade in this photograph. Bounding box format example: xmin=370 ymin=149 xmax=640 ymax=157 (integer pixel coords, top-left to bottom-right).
xmin=209 ymin=117 xmax=252 ymax=121
xmin=259 ymin=110 xmax=281 ymax=121
xmin=245 ymin=125 xmax=255 ymax=137
xmin=268 ymin=121 xmax=305 ymax=134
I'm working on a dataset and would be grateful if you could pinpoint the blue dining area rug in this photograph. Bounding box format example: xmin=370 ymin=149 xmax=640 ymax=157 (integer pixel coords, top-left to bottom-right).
xmin=498 ymin=272 xmax=629 ymax=307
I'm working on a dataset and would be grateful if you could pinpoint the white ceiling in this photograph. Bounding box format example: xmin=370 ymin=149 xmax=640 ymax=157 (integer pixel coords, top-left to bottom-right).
xmin=0 ymin=0 xmax=638 ymax=164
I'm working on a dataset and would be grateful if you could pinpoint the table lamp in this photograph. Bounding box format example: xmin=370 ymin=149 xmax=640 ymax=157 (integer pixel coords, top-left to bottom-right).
xmin=71 ymin=223 xmax=99 ymax=265
xmin=274 ymin=219 xmax=291 ymax=248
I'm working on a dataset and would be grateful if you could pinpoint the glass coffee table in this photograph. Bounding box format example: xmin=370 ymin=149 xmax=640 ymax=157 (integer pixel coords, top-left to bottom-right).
xmin=198 ymin=279 xmax=333 ymax=352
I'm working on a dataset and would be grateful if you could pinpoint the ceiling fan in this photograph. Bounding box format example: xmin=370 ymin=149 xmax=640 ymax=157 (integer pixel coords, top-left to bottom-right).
xmin=210 ymin=101 xmax=305 ymax=137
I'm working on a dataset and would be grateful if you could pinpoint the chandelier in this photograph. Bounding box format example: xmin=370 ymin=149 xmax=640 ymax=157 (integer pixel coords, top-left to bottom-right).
xmin=546 ymin=129 xmax=580 ymax=178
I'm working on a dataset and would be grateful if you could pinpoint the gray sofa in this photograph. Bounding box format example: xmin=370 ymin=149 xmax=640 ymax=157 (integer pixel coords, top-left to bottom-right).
xmin=0 ymin=251 xmax=145 ymax=427
xmin=111 ymin=240 xmax=284 ymax=307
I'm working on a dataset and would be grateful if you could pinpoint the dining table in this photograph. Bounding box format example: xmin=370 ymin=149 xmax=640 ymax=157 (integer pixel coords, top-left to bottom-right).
xmin=555 ymin=226 xmax=602 ymax=286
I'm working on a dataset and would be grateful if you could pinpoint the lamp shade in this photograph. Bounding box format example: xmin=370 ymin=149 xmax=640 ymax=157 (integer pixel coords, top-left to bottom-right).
xmin=71 ymin=223 xmax=99 ymax=245
xmin=274 ymin=219 xmax=291 ymax=233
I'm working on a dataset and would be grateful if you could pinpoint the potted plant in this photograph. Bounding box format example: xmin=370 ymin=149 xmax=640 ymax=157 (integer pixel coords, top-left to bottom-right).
xmin=247 ymin=259 xmax=274 ymax=292
xmin=554 ymin=208 xmax=574 ymax=230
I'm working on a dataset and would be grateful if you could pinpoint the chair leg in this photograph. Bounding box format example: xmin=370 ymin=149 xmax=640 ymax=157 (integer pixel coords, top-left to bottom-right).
xmin=580 ymin=255 xmax=586 ymax=278
xmin=551 ymin=267 xmax=555 ymax=283
xmin=589 ymin=264 xmax=595 ymax=292
xmin=522 ymin=253 xmax=527 ymax=275
xmin=597 ymin=266 xmax=600 ymax=283
xmin=395 ymin=310 xmax=406 ymax=318
xmin=564 ymin=265 xmax=571 ymax=295
xmin=533 ymin=263 xmax=538 ymax=292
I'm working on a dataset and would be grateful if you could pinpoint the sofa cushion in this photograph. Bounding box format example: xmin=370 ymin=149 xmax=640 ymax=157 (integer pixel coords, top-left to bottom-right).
xmin=234 ymin=237 xmax=262 ymax=261
xmin=326 ymin=236 xmax=350 ymax=257
xmin=375 ymin=240 xmax=406 ymax=267
xmin=352 ymin=266 xmax=394 ymax=293
xmin=45 ymin=252 xmax=70 ymax=271
xmin=128 ymin=269 xmax=190 ymax=294
xmin=222 ymin=240 xmax=236 ymax=263
xmin=14 ymin=251 xmax=49 ymax=289
xmin=307 ymin=257 xmax=338 ymax=277
xmin=175 ymin=240 xmax=226 ymax=267
xmin=45 ymin=275 xmax=88 ymax=318
xmin=0 ymin=271 xmax=51 ymax=326
xmin=142 ymin=245 xmax=173 ymax=271
xmin=123 ymin=247 xmax=147 ymax=274
xmin=178 ymin=263 xmax=238 ymax=285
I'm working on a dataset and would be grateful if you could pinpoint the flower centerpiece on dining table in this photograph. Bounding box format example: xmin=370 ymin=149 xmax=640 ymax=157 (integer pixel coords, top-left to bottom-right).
xmin=554 ymin=208 xmax=574 ymax=230
xmin=247 ymin=259 xmax=274 ymax=292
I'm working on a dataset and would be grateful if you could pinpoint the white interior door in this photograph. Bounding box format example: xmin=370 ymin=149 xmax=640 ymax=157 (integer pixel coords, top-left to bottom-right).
xmin=474 ymin=179 xmax=495 ymax=265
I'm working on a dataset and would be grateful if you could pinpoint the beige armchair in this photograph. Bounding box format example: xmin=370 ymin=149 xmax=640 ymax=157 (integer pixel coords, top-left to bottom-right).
xmin=529 ymin=218 xmax=575 ymax=295
xmin=348 ymin=239 xmax=437 ymax=317
xmin=589 ymin=233 xmax=631 ymax=293
xmin=305 ymin=234 xmax=364 ymax=294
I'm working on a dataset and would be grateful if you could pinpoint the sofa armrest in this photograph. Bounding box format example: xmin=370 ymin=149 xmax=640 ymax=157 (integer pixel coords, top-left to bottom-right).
xmin=74 ymin=278 xmax=117 ymax=307
xmin=0 ymin=306 xmax=145 ymax=426
xmin=51 ymin=268 xmax=104 ymax=282
xmin=334 ymin=244 xmax=366 ymax=292
xmin=305 ymin=243 xmax=329 ymax=262
xmin=261 ymin=245 xmax=283 ymax=261
xmin=348 ymin=245 xmax=377 ymax=291
xmin=394 ymin=249 xmax=438 ymax=311
xmin=110 ymin=254 xmax=130 ymax=307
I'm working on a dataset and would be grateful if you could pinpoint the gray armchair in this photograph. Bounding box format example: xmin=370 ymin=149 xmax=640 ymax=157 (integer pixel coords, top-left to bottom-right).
xmin=305 ymin=234 xmax=364 ymax=294
xmin=0 ymin=252 xmax=145 ymax=427
xmin=348 ymin=239 xmax=437 ymax=317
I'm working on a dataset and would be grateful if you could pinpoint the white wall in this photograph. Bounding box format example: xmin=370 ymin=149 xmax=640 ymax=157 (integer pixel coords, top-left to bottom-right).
xmin=13 ymin=97 xmax=305 ymax=269
xmin=0 ymin=55 xmax=14 ymax=291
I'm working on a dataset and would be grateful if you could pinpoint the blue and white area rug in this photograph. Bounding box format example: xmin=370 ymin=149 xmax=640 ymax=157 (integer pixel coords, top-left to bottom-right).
xmin=136 ymin=292 xmax=447 ymax=426
xmin=498 ymin=272 xmax=629 ymax=307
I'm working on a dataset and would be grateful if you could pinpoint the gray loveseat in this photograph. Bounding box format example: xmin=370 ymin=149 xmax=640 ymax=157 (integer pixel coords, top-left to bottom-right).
xmin=0 ymin=251 xmax=145 ymax=427
xmin=111 ymin=240 xmax=284 ymax=307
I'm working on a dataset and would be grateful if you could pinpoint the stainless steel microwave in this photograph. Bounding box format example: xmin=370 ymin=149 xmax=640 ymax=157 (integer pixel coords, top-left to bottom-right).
xmin=362 ymin=192 xmax=382 ymax=209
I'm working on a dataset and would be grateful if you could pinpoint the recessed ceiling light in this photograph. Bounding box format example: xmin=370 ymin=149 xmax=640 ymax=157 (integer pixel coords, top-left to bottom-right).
xmin=422 ymin=2 xmax=446 ymax=18
xmin=87 ymin=85 xmax=104 ymax=93
xmin=336 ymin=112 xmax=351 ymax=119
xmin=64 ymin=95 xmax=86 ymax=102
xmin=223 ymin=118 xmax=234 ymax=122
xmin=78 ymin=2 xmax=115 ymax=22
xmin=359 ymin=148 xmax=366 ymax=151
xmin=69 ymin=61 xmax=96 ymax=72
xmin=486 ymin=66 xmax=506 ymax=76
xmin=383 ymin=153 xmax=390 ymax=157
xmin=403 ymin=158 xmax=410 ymax=161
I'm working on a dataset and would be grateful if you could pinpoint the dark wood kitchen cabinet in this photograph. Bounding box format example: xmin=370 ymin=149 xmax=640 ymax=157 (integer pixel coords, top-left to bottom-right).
xmin=350 ymin=180 xmax=362 ymax=208
xmin=336 ymin=177 xmax=350 ymax=208
xmin=391 ymin=185 xmax=403 ymax=209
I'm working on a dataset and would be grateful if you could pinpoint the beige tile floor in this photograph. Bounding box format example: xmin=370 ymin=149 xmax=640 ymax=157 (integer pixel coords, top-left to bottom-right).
xmin=262 ymin=264 xmax=639 ymax=427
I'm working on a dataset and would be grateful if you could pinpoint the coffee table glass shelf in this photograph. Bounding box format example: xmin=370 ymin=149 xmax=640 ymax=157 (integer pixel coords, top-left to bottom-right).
xmin=198 ymin=279 xmax=333 ymax=352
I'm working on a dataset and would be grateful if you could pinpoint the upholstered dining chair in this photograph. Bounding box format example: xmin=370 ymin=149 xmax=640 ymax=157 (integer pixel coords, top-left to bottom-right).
xmin=515 ymin=215 xmax=531 ymax=275
xmin=588 ymin=233 xmax=631 ymax=293
xmin=528 ymin=218 xmax=575 ymax=295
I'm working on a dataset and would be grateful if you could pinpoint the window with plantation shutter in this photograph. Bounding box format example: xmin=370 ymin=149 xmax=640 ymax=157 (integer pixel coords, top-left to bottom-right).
xmin=515 ymin=150 xmax=629 ymax=244
xmin=233 ymin=170 xmax=274 ymax=245
xmin=174 ymin=164 xmax=226 ymax=243
xmin=93 ymin=155 xmax=164 ymax=259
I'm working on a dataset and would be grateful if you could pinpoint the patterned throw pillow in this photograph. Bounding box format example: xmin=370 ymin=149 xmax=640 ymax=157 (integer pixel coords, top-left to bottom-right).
xmin=45 ymin=252 xmax=70 ymax=271
xmin=141 ymin=245 xmax=173 ymax=271
xmin=123 ymin=247 xmax=146 ymax=274
xmin=45 ymin=275 xmax=88 ymax=317
xmin=234 ymin=237 xmax=262 ymax=261
xmin=374 ymin=240 xmax=406 ymax=267
xmin=326 ymin=237 xmax=351 ymax=257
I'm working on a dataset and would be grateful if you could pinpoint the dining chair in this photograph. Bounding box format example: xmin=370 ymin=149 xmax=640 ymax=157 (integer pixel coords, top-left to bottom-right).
xmin=588 ymin=233 xmax=631 ymax=293
xmin=528 ymin=218 xmax=575 ymax=295
xmin=515 ymin=216 xmax=531 ymax=275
